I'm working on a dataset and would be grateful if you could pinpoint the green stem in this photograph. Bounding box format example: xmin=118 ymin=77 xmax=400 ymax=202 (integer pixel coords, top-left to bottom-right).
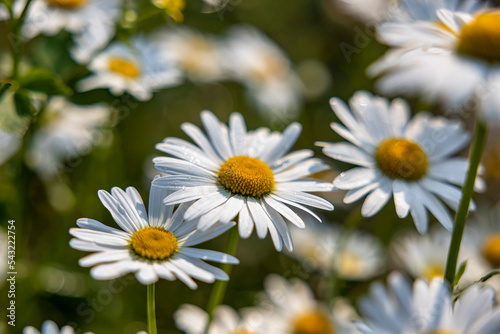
xmin=147 ymin=283 xmax=157 ymax=334
xmin=10 ymin=0 xmax=34 ymax=79
xmin=203 ymin=227 xmax=239 ymax=334
xmin=444 ymin=120 xmax=487 ymax=287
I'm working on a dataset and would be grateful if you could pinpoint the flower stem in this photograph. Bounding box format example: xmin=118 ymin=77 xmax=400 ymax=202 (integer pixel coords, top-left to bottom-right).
xmin=444 ymin=119 xmax=487 ymax=287
xmin=10 ymin=0 xmax=34 ymax=79
xmin=147 ymin=283 xmax=157 ymax=334
xmin=203 ymin=226 xmax=239 ymax=334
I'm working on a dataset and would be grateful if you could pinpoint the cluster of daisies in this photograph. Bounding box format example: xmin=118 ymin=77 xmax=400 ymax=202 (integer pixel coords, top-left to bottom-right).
xmin=7 ymin=0 xmax=500 ymax=333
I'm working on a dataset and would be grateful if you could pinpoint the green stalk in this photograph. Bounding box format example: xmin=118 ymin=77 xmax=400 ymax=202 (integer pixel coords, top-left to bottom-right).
xmin=203 ymin=226 xmax=239 ymax=334
xmin=444 ymin=120 xmax=487 ymax=287
xmin=147 ymin=283 xmax=157 ymax=334
xmin=10 ymin=0 xmax=34 ymax=79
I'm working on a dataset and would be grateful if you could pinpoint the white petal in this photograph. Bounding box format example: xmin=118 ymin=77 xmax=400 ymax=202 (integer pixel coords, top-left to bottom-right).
xmin=238 ymin=202 xmax=254 ymax=238
xmin=393 ymin=180 xmax=411 ymax=218
xmin=79 ymin=250 xmax=131 ymax=267
xmin=180 ymin=247 xmax=239 ymax=264
xmin=246 ymin=198 xmax=270 ymax=239
xmin=69 ymin=228 xmax=129 ymax=246
xmin=273 ymin=190 xmax=334 ymax=211
xmin=361 ymin=180 xmax=392 ymax=217
xmin=229 ymin=112 xmax=247 ymax=156
xmin=163 ymin=186 xmax=219 ymax=205
xmin=265 ymin=195 xmax=305 ymax=228
xmin=135 ymin=265 xmax=159 ymax=285
xmin=200 ymin=110 xmax=232 ymax=161
xmin=184 ymin=191 xmax=230 ymax=221
xmin=334 ymin=167 xmax=378 ymax=190
xmin=322 ymin=143 xmax=374 ymax=167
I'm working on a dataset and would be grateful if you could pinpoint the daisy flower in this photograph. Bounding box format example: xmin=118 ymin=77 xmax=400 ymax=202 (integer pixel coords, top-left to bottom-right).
xmin=369 ymin=5 xmax=500 ymax=123
xmin=20 ymin=0 xmax=121 ymax=61
xmin=357 ymin=272 xmax=500 ymax=334
xmin=152 ymin=0 xmax=185 ymax=22
xmin=23 ymin=320 xmax=92 ymax=334
xmin=256 ymin=274 xmax=358 ymax=334
xmin=157 ymin=27 xmax=226 ymax=83
xmin=77 ymin=37 xmax=182 ymax=101
xmin=223 ymin=26 xmax=302 ymax=120
xmin=69 ymin=182 xmax=238 ymax=288
xmin=391 ymin=227 xmax=486 ymax=286
xmin=152 ymin=110 xmax=334 ymax=252
xmin=25 ymin=97 xmax=111 ymax=180
xmin=175 ymin=304 xmax=268 ymax=334
xmin=317 ymin=91 xmax=484 ymax=233
xmin=0 ymin=129 xmax=21 ymax=165
xmin=288 ymin=221 xmax=385 ymax=280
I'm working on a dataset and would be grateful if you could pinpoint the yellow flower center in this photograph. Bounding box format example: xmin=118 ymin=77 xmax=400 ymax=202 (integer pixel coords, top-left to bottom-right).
xmin=423 ymin=263 xmax=444 ymax=282
xmin=108 ymin=57 xmax=141 ymax=78
xmin=457 ymin=11 xmax=500 ymax=63
xmin=337 ymin=252 xmax=364 ymax=277
xmin=251 ymin=53 xmax=289 ymax=84
xmin=152 ymin=0 xmax=185 ymax=22
xmin=130 ymin=226 xmax=178 ymax=261
xmin=180 ymin=38 xmax=217 ymax=74
xmin=483 ymin=234 xmax=500 ymax=268
xmin=218 ymin=156 xmax=275 ymax=198
xmin=293 ymin=311 xmax=334 ymax=334
xmin=376 ymin=138 xmax=428 ymax=181
xmin=46 ymin=0 xmax=87 ymax=9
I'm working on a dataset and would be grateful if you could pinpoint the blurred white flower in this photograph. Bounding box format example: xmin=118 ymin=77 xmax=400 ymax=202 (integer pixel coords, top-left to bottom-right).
xmin=317 ymin=91 xmax=483 ymax=234
xmin=391 ymin=227 xmax=487 ymax=287
xmin=369 ymin=5 xmax=500 ymax=123
xmin=288 ymin=221 xmax=385 ymax=280
xmin=357 ymin=272 xmax=500 ymax=334
xmin=23 ymin=320 xmax=92 ymax=334
xmin=175 ymin=304 xmax=268 ymax=334
xmin=77 ymin=37 xmax=182 ymax=101
xmin=0 ymin=129 xmax=21 ymax=165
xmin=256 ymin=274 xmax=359 ymax=334
xmin=25 ymin=97 xmax=112 ymax=180
xmin=223 ymin=26 xmax=302 ymax=120
xmin=70 ymin=183 xmax=238 ymax=287
xmin=158 ymin=27 xmax=226 ymax=82
xmin=201 ymin=0 xmax=231 ymax=13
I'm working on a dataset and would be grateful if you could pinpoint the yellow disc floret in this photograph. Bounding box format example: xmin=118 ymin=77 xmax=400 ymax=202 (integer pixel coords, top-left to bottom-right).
xmin=130 ymin=226 xmax=178 ymax=261
xmin=483 ymin=234 xmax=500 ymax=268
xmin=458 ymin=11 xmax=500 ymax=63
xmin=423 ymin=263 xmax=445 ymax=282
xmin=108 ymin=58 xmax=141 ymax=78
xmin=294 ymin=311 xmax=334 ymax=334
xmin=47 ymin=0 xmax=87 ymax=9
xmin=376 ymin=138 xmax=428 ymax=181
xmin=218 ymin=156 xmax=275 ymax=198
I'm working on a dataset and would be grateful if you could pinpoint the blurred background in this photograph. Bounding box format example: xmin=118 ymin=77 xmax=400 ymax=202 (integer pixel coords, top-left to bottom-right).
xmin=0 ymin=0 xmax=499 ymax=333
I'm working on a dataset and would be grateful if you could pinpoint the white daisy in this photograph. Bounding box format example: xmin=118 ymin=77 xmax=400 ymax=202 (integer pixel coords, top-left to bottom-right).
xmin=21 ymin=0 xmax=120 ymax=37
xmin=69 ymin=182 xmax=239 ymax=288
xmin=157 ymin=27 xmax=226 ymax=82
xmin=175 ymin=304 xmax=268 ymax=334
xmin=288 ymin=221 xmax=385 ymax=280
xmin=152 ymin=110 xmax=334 ymax=252
xmin=25 ymin=97 xmax=111 ymax=180
xmin=391 ymin=227 xmax=487 ymax=286
xmin=256 ymin=274 xmax=358 ymax=334
xmin=223 ymin=26 xmax=302 ymax=120
xmin=369 ymin=5 xmax=500 ymax=123
xmin=0 ymin=129 xmax=21 ymax=165
xmin=317 ymin=91 xmax=484 ymax=234
xmin=23 ymin=320 xmax=92 ymax=334
xmin=357 ymin=272 xmax=500 ymax=334
xmin=77 ymin=37 xmax=182 ymax=101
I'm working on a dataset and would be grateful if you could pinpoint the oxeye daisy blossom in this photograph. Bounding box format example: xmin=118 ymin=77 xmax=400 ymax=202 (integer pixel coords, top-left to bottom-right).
xmin=317 ymin=91 xmax=484 ymax=234
xmin=357 ymin=272 xmax=500 ymax=334
xmin=288 ymin=221 xmax=385 ymax=280
xmin=256 ymin=275 xmax=357 ymax=334
xmin=69 ymin=182 xmax=238 ymax=288
xmin=175 ymin=304 xmax=268 ymax=334
xmin=369 ymin=4 xmax=500 ymax=123
xmin=23 ymin=320 xmax=92 ymax=334
xmin=77 ymin=37 xmax=182 ymax=101
xmin=152 ymin=110 xmax=334 ymax=252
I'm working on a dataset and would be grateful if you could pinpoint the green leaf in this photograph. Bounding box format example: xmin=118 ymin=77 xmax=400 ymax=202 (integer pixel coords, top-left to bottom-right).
xmin=19 ymin=68 xmax=72 ymax=96
xmin=14 ymin=90 xmax=36 ymax=117
xmin=453 ymin=261 xmax=467 ymax=287
xmin=0 ymin=92 xmax=31 ymax=137
xmin=0 ymin=82 xmax=12 ymax=100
